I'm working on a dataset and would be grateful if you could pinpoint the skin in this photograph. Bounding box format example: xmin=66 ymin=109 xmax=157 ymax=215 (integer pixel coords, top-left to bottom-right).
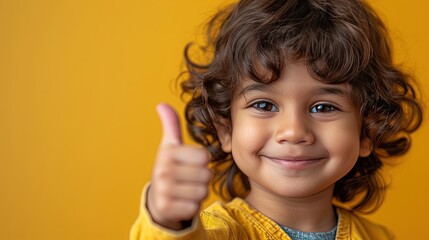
xmin=217 ymin=62 xmax=372 ymax=232
xmin=147 ymin=104 xmax=211 ymax=230
xmin=147 ymin=62 xmax=371 ymax=232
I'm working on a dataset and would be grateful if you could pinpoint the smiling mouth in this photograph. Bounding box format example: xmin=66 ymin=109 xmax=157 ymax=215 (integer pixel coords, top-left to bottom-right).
xmin=262 ymin=156 xmax=326 ymax=170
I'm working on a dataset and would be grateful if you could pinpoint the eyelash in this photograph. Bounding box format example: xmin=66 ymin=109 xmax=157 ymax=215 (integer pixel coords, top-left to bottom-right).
xmin=251 ymin=101 xmax=339 ymax=113
xmin=252 ymin=101 xmax=279 ymax=112
xmin=310 ymin=103 xmax=339 ymax=113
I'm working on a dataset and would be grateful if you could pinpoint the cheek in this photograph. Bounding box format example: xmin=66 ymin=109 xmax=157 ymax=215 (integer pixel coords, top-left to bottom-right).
xmin=329 ymin=136 xmax=360 ymax=160
xmin=231 ymin=116 xmax=270 ymax=154
xmin=318 ymin=120 xmax=362 ymax=163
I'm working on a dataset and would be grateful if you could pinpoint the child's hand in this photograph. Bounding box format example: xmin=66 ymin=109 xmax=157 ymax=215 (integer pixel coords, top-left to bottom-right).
xmin=146 ymin=103 xmax=212 ymax=230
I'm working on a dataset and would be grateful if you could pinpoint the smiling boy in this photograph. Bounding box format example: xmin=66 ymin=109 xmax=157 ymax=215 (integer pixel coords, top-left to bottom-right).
xmin=131 ymin=0 xmax=423 ymax=239
xmin=217 ymin=62 xmax=371 ymax=233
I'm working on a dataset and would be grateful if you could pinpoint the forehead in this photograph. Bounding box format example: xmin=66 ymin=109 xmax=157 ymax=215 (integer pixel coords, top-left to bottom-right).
xmin=234 ymin=62 xmax=353 ymax=99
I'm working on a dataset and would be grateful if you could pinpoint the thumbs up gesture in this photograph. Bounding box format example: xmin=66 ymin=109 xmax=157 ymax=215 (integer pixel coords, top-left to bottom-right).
xmin=147 ymin=103 xmax=212 ymax=230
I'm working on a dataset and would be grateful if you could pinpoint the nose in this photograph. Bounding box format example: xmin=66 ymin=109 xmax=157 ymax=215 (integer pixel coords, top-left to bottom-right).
xmin=274 ymin=111 xmax=315 ymax=145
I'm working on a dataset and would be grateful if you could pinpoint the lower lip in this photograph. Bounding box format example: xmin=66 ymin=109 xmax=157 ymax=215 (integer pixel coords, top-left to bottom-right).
xmin=265 ymin=157 xmax=325 ymax=170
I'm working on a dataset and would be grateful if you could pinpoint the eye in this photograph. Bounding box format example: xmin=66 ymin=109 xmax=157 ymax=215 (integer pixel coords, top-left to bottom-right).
xmin=310 ymin=104 xmax=337 ymax=113
xmin=252 ymin=101 xmax=279 ymax=112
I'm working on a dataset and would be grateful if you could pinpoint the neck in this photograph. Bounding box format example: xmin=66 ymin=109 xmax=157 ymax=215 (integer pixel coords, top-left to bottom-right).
xmin=245 ymin=185 xmax=337 ymax=232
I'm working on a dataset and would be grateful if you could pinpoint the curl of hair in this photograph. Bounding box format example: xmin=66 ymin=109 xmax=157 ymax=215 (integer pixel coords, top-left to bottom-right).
xmin=181 ymin=0 xmax=423 ymax=213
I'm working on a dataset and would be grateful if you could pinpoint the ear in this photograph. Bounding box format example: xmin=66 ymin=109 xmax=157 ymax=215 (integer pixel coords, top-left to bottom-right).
xmin=359 ymin=136 xmax=372 ymax=157
xmin=214 ymin=119 xmax=232 ymax=153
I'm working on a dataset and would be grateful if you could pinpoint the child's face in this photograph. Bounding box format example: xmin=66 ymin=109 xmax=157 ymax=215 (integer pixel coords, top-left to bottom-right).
xmin=217 ymin=62 xmax=372 ymax=201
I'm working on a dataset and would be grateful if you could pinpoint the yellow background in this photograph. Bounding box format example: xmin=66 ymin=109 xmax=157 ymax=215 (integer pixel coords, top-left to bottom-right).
xmin=0 ymin=0 xmax=427 ymax=239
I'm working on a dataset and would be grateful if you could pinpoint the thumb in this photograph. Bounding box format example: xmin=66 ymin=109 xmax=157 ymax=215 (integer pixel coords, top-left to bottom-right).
xmin=156 ymin=103 xmax=183 ymax=146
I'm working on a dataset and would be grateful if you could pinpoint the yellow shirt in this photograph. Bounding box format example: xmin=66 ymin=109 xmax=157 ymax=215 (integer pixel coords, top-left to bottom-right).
xmin=130 ymin=185 xmax=395 ymax=240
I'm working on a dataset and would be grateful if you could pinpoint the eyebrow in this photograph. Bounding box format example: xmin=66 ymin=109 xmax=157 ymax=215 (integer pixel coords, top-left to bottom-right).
xmin=238 ymin=82 xmax=274 ymax=96
xmin=313 ymin=86 xmax=348 ymax=96
xmin=238 ymin=82 xmax=349 ymax=97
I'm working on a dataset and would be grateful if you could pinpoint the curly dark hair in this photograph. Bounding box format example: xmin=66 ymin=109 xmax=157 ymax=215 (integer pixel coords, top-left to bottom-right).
xmin=180 ymin=0 xmax=423 ymax=213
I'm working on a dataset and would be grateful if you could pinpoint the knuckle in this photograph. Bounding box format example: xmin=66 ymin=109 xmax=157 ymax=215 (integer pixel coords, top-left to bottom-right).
xmin=156 ymin=148 xmax=175 ymax=163
xmin=201 ymin=169 xmax=212 ymax=182
xmin=156 ymin=182 xmax=173 ymax=196
xmin=194 ymin=185 xmax=208 ymax=200
xmin=198 ymin=149 xmax=211 ymax=162
xmin=154 ymin=167 xmax=171 ymax=180
xmin=151 ymin=181 xmax=172 ymax=200
xmin=153 ymin=164 xmax=177 ymax=182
